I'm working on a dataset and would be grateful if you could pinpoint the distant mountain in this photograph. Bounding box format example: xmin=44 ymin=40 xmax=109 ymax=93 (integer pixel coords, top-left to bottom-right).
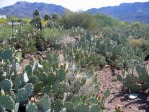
xmin=87 ymin=2 xmax=149 ymax=24
xmin=0 ymin=1 xmax=149 ymax=24
xmin=0 ymin=1 xmax=67 ymax=18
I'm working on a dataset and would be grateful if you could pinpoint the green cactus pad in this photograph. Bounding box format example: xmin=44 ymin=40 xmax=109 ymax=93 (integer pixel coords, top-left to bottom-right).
xmin=0 ymin=79 xmax=12 ymax=93
xmin=25 ymin=65 xmax=32 ymax=76
xmin=47 ymin=73 xmax=56 ymax=86
xmin=139 ymin=75 xmax=149 ymax=82
xmin=27 ymin=103 xmax=38 ymax=112
xmin=0 ymin=95 xmax=14 ymax=110
xmin=117 ymin=74 xmax=123 ymax=82
xmin=142 ymin=82 xmax=149 ymax=90
xmin=58 ymin=68 xmax=66 ymax=82
xmin=87 ymin=70 xmax=94 ymax=78
xmin=28 ymin=75 xmax=38 ymax=84
xmin=1 ymin=50 xmax=13 ymax=60
xmin=0 ymin=105 xmax=5 ymax=112
xmin=104 ymin=89 xmax=110 ymax=99
xmin=64 ymin=102 xmax=73 ymax=111
xmin=87 ymin=98 xmax=98 ymax=104
xmin=16 ymin=83 xmax=33 ymax=102
xmin=53 ymin=99 xmax=63 ymax=111
xmin=129 ymin=84 xmax=140 ymax=92
xmin=24 ymin=83 xmax=33 ymax=97
xmin=39 ymin=95 xmax=51 ymax=112
xmin=89 ymin=104 xmax=100 ymax=112
xmin=74 ymin=104 xmax=89 ymax=112
xmin=46 ymin=53 xmax=53 ymax=64
xmin=39 ymin=72 xmax=47 ymax=83
xmin=125 ymin=74 xmax=132 ymax=85
xmin=71 ymin=96 xmax=81 ymax=107
xmin=16 ymin=88 xmax=27 ymax=102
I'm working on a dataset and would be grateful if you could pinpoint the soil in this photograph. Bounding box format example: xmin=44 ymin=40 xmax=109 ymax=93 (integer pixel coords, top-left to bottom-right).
xmin=98 ymin=68 xmax=149 ymax=112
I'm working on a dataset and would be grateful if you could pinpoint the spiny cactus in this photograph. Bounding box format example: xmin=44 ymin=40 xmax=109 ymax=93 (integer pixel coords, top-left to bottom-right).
xmin=0 ymin=49 xmax=13 ymax=60
xmin=37 ymin=95 xmax=51 ymax=112
xmin=0 ymin=95 xmax=14 ymax=110
xmin=26 ymin=103 xmax=38 ymax=112
xmin=0 ymin=79 xmax=12 ymax=93
xmin=89 ymin=104 xmax=100 ymax=112
xmin=16 ymin=83 xmax=33 ymax=103
xmin=74 ymin=104 xmax=89 ymax=112
xmin=58 ymin=68 xmax=66 ymax=82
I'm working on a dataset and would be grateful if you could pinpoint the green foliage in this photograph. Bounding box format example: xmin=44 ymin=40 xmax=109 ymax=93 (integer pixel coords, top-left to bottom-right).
xmin=44 ymin=14 xmax=51 ymax=21
xmin=0 ymin=18 xmax=7 ymax=24
xmin=60 ymin=11 xmax=98 ymax=29
xmin=95 ymin=14 xmax=118 ymax=27
xmin=43 ymin=28 xmax=67 ymax=48
xmin=30 ymin=9 xmax=42 ymax=30
xmin=0 ymin=26 xmax=11 ymax=42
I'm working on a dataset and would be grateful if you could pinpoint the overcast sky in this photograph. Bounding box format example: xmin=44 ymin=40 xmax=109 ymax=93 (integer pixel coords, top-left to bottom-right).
xmin=0 ymin=0 xmax=148 ymax=11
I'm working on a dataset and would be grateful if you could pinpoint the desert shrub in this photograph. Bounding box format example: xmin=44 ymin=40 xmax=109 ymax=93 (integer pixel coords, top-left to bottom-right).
xmin=59 ymin=11 xmax=98 ymax=29
xmin=127 ymin=37 xmax=148 ymax=48
xmin=43 ymin=27 xmax=67 ymax=48
xmin=0 ymin=18 xmax=7 ymax=24
xmin=0 ymin=26 xmax=11 ymax=39
xmin=95 ymin=14 xmax=118 ymax=27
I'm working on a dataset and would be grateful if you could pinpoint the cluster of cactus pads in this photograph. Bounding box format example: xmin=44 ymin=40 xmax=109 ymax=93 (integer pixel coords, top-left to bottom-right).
xmin=0 ymin=48 xmax=110 ymax=112
xmin=117 ymin=63 xmax=149 ymax=92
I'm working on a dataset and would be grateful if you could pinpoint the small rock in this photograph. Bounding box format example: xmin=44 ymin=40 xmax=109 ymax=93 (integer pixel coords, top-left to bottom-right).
xmin=128 ymin=93 xmax=138 ymax=99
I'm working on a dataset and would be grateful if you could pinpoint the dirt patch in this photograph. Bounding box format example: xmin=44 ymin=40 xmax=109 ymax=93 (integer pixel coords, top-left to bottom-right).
xmin=98 ymin=68 xmax=149 ymax=112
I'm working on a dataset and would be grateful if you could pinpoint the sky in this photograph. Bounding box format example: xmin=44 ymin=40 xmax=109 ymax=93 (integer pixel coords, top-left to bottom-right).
xmin=0 ymin=0 xmax=148 ymax=11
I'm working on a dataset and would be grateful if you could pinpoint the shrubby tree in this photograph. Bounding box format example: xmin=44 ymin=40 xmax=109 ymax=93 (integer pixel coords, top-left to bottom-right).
xmin=132 ymin=22 xmax=142 ymax=29
xmin=30 ymin=9 xmax=42 ymax=30
xmin=52 ymin=13 xmax=59 ymax=21
xmin=44 ymin=14 xmax=51 ymax=21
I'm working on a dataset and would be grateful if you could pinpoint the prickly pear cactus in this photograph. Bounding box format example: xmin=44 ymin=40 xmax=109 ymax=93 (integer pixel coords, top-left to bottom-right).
xmin=26 ymin=103 xmax=38 ymax=112
xmin=0 ymin=49 xmax=13 ymax=60
xmin=0 ymin=95 xmax=14 ymax=110
xmin=74 ymin=104 xmax=89 ymax=112
xmin=89 ymin=104 xmax=100 ymax=112
xmin=37 ymin=95 xmax=51 ymax=112
xmin=0 ymin=79 xmax=12 ymax=93
xmin=16 ymin=83 xmax=33 ymax=103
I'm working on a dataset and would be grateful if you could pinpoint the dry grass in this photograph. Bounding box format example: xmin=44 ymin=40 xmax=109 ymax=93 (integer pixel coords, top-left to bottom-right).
xmin=127 ymin=37 xmax=148 ymax=48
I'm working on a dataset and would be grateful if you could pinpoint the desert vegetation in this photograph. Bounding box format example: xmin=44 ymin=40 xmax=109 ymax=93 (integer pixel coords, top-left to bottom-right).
xmin=0 ymin=9 xmax=149 ymax=112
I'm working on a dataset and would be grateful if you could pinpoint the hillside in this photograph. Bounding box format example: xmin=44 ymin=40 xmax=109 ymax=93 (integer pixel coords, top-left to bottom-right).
xmin=0 ymin=1 xmax=67 ymax=18
xmin=0 ymin=1 xmax=149 ymax=24
xmin=87 ymin=2 xmax=149 ymax=24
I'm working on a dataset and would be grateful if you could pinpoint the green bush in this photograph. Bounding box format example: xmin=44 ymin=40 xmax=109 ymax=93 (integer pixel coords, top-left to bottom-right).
xmin=60 ymin=11 xmax=98 ymax=29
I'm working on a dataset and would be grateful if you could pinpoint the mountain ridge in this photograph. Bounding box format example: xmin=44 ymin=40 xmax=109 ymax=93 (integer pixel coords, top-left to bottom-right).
xmin=0 ymin=1 xmax=67 ymax=18
xmin=0 ymin=1 xmax=149 ymax=24
xmin=87 ymin=2 xmax=149 ymax=24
